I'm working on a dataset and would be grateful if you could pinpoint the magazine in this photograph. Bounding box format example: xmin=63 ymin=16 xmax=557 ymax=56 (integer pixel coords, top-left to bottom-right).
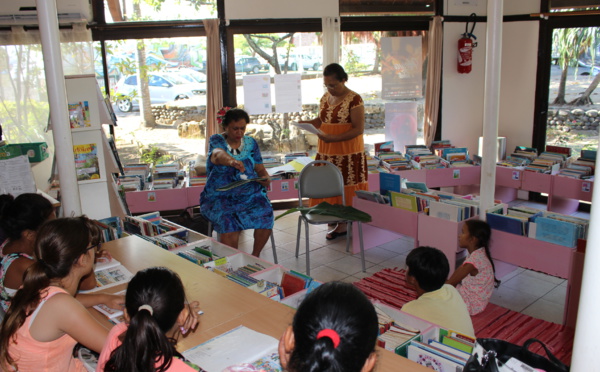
xmin=73 ymin=143 xmax=100 ymax=181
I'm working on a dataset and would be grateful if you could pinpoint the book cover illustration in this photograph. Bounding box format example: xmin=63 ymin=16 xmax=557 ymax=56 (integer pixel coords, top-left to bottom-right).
xmin=74 ymin=143 xmax=101 ymax=181
xmin=69 ymin=101 xmax=91 ymax=128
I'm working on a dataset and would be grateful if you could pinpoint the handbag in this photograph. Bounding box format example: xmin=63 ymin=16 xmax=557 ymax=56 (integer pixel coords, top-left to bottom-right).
xmin=463 ymin=338 xmax=569 ymax=372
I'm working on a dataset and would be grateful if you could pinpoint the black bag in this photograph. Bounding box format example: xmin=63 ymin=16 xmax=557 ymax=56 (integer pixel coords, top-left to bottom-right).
xmin=463 ymin=338 xmax=569 ymax=372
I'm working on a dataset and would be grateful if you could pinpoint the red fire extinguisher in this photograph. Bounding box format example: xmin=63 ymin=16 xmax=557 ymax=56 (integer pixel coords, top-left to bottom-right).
xmin=458 ymin=13 xmax=478 ymax=74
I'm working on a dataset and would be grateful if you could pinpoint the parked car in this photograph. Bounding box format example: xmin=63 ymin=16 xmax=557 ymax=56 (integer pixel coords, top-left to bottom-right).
xmin=114 ymin=72 xmax=205 ymax=112
xmin=235 ymin=56 xmax=268 ymax=74
xmin=172 ymin=68 xmax=207 ymax=84
xmin=279 ymin=54 xmax=322 ymax=71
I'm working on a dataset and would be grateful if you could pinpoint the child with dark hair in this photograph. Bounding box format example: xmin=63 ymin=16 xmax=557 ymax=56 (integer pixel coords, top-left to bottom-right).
xmin=278 ymin=281 xmax=379 ymax=372
xmin=98 ymin=267 xmax=200 ymax=372
xmin=402 ymin=246 xmax=475 ymax=337
xmin=447 ymin=220 xmax=500 ymax=315
xmin=0 ymin=193 xmax=119 ymax=313
xmin=0 ymin=216 xmax=111 ymax=371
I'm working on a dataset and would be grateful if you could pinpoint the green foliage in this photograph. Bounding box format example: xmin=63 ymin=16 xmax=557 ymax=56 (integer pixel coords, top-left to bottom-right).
xmin=140 ymin=145 xmax=171 ymax=166
xmin=275 ymin=202 xmax=372 ymax=222
xmin=344 ymin=49 xmax=369 ymax=73
xmin=0 ymin=100 xmax=49 ymax=143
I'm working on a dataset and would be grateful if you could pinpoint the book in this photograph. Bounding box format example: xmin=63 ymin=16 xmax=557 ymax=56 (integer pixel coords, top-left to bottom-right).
xmin=407 ymin=343 xmax=465 ymax=371
xmin=379 ymin=172 xmax=402 ymax=196
xmin=389 ymin=191 xmax=418 ymax=212
xmin=182 ymin=325 xmax=281 ymax=372
xmin=216 ymin=177 xmax=269 ymax=191
xmin=80 ymin=263 xmax=134 ymax=293
xmin=68 ymin=101 xmax=91 ymax=128
xmin=73 ymin=143 xmax=100 ymax=181
xmin=93 ymin=289 xmax=126 ymax=320
xmin=280 ymin=271 xmax=308 ymax=297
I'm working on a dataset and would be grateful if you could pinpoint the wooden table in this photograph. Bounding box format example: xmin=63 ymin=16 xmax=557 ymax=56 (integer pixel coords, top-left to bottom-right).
xmin=99 ymin=235 xmax=431 ymax=372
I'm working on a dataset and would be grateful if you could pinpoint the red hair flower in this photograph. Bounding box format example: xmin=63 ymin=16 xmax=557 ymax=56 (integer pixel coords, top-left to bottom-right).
xmin=217 ymin=106 xmax=233 ymax=125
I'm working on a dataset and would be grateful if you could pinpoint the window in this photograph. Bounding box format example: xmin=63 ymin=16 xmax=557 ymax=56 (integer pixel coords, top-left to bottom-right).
xmin=102 ymin=0 xmax=216 ymax=23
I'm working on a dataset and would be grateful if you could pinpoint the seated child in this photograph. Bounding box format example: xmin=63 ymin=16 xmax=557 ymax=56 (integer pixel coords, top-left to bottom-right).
xmin=278 ymin=281 xmax=379 ymax=372
xmin=0 ymin=217 xmax=111 ymax=371
xmin=447 ymin=220 xmax=500 ymax=315
xmin=97 ymin=266 xmax=200 ymax=372
xmin=401 ymin=246 xmax=475 ymax=338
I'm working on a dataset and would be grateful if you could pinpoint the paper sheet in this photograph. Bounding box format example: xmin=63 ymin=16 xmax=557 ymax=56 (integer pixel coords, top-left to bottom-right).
xmin=290 ymin=122 xmax=322 ymax=135
xmin=0 ymin=155 xmax=37 ymax=196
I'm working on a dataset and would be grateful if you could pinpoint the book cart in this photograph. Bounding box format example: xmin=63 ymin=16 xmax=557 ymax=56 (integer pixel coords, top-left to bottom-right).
xmin=351 ymin=170 xmax=587 ymax=326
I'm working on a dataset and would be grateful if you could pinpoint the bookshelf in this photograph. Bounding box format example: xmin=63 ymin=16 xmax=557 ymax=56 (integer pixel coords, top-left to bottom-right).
xmin=65 ymin=74 xmax=126 ymax=220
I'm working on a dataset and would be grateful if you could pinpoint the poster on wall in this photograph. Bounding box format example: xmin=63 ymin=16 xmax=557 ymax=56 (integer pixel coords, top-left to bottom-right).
xmin=243 ymin=75 xmax=272 ymax=115
xmin=274 ymin=73 xmax=302 ymax=113
xmin=384 ymin=102 xmax=418 ymax=153
xmin=381 ymin=36 xmax=423 ymax=100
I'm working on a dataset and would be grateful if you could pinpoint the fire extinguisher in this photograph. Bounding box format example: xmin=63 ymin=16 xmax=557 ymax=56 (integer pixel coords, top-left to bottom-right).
xmin=458 ymin=13 xmax=478 ymax=74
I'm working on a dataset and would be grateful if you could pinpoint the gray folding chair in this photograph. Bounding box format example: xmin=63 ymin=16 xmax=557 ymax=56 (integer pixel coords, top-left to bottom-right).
xmin=295 ymin=160 xmax=365 ymax=276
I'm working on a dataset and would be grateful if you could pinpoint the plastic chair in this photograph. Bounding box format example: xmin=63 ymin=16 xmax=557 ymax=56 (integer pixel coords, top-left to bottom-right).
xmin=295 ymin=160 xmax=365 ymax=276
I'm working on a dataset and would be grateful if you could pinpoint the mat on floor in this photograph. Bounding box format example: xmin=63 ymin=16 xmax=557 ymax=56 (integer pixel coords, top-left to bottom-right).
xmin=353 ymin=268 xmax=574 ymax=364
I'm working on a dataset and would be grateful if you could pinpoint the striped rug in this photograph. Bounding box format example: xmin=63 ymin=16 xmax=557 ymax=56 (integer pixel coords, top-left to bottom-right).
xmin=353 ymin=268 xmax=574 ymax=364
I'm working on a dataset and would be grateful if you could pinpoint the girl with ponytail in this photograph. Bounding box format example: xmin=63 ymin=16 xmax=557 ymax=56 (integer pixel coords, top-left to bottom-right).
xmin=0 ymin=216 xmax=111 ymax=371
xmin=98 ymin=267 xmax=200 ymax=372
xmin=278 ymin=282 xmax=379 ymax=372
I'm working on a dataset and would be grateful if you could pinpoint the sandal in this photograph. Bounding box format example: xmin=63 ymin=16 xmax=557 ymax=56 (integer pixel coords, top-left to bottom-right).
xmin=326 ymin=231 xmax=347 ymax=240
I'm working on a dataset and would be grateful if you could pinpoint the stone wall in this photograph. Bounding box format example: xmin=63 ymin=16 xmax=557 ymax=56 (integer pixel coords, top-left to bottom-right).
xmin=547 ymin=108 xmax=599 ymax=132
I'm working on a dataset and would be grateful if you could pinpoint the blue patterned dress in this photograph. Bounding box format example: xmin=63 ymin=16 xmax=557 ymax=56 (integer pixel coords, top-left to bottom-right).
xmin=200 ymin=134 xmax=274 ymax=233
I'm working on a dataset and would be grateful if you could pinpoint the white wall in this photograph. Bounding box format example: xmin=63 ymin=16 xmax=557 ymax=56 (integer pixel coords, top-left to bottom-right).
xmin=445 ymin=0 xmax=488 ymax=16
xmin=225 ymin=0 xmax=338 ymax=20
xmin=441 ymin=22 xmax=487 ymax=154
xmin=498 ymin=21 xmax=539 ymax=152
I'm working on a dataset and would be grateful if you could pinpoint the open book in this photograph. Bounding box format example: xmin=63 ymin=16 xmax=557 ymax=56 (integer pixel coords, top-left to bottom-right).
xmin=182 ymin=325 xmax=281 ymax=372
xmin=80 ymin=258 xmax=133 ymax=293
xmin=216 ymin=177 xmax=268 ymax=191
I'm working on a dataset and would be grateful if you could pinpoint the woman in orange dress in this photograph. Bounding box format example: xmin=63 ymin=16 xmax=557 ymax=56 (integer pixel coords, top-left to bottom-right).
xmin=300 ymin=63 xmax=368 ymax=240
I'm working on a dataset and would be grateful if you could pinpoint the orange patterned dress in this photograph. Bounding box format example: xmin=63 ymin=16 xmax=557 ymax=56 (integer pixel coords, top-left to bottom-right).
xmin=310 ymin=90 xmax=368 ymax=207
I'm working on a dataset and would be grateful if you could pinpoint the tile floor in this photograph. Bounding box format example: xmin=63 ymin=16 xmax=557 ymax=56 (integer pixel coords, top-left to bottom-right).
xmin=229 ymin=199 xmax=581 ymax=325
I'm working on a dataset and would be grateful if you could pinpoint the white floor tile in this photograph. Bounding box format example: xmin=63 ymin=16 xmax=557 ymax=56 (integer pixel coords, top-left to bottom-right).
xmin=489 ymin=285 xmax=539 ymax=312
xmin=501 ymin=272 xmax=558 ymax=298
xmin=309 ymin=266 xmax=349 ymax=283
xmin=521 ymin=298 xmax=564 ymax=324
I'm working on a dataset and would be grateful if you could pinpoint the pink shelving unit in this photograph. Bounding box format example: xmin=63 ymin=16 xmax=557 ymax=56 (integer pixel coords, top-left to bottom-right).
xmin=351 ymin=197 xmax=420 ymax=254
xmin=425 ymin=166 xmax=481 ymax=188
xmin=125 ymin=188 xmax=188 ymax=214
xmin=417 ymin=214 xmax=470 ymax=272
xmin=489 ymin=229 xmax=574 ymax=279
xmin=548 ymin=176 xmax=593 ymax=214
xmin=397 ymin=169 xmax=427 ymax=183
xmin=521 ymin=171 xmax=552 ymax=194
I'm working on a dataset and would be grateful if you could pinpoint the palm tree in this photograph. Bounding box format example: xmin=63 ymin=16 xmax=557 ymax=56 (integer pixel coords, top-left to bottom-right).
xmin=552 ymin=27 xmax=595 ymax=105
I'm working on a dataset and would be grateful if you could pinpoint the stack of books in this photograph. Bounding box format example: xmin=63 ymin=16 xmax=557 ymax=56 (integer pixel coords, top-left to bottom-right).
xmin=428 ymin=196 xmax=481 ymax=222
xmin=406 ymin=145 xmax=445 ymax=169
xmin=366 ymin=154 xmax=380 ymax=173
xmin=262 ymin=156 xmax=282 ymax=170
xmin=123 ymin=212 xmax=180 ymax=237
xmin=558 ymin=149 xmax=595 ymax=179
xmin=407 ymin=332 xmax=474 ymax=371
xmin=94 ymin=216 xmax=124 ymax=242
xmin=121 ymin=163 xmax=151 ymax=191
xmin=374 ymin=306 xmax=420 ymax=352
xmin=374 ymin=141 xmax=394 ymax=156
xmin=117 ymin=175 xmax=144 ymax=192
xmin=532 ymin=212 xmax=589 ymax=247
xmin=188 ymin=175 xmax=207 ymax=187
xmin=377 ymin=152 xmax=412 ymax=171
xmin=486 ymin=204 xmax=542 ymax=236
xmin=389 ymin=189 xmax=440 ymax=213
xmin=283 ymin=152 xmax=309 ymax=163
xmin=152 ymin=163 xmax=180 ymax=189
xmin=498 ymin=146 xmax=538 ymax=168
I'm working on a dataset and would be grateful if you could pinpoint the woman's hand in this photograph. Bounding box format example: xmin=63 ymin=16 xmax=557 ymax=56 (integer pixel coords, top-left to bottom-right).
xmin=317 ymin=132 xmax=336 ymax=143
xmin=229 ymin=158 xmax=246 ymax=173
xmin=95 ymin=249 xmax=112 ymax=264
xmin=257 ymin=177 xmax=271 ymax=188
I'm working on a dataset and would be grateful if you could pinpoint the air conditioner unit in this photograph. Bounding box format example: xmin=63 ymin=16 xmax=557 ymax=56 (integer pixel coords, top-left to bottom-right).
xmin=0 ymin=0 xmax=91 ymax=26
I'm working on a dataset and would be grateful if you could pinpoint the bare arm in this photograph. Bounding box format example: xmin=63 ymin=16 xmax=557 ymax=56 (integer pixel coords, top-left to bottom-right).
xmin=254 ymin=163 xmax=271 ymax=188
xmin=76 ymin=292 xmax=125 ymax=310
xmin=210 ymin=148 xmax=245 ymax=173
xmin=446 ymin=262 xmax=477 ymax=287
xmin=317 ymin=105 xmax=365 ymax=143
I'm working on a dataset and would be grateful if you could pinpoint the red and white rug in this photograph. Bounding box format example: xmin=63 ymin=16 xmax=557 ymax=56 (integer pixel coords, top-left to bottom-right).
xmin=353 ymin=268 xmax=574 ymax=364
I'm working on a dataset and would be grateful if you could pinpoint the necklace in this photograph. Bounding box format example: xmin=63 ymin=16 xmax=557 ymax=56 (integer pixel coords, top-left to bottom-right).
xmin=226 ymin=139 xmax=244 ymax=155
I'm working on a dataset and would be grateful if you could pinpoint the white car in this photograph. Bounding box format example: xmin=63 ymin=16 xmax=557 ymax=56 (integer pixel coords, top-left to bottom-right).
xmin=114 ymin=72 xmax=206 ymax=112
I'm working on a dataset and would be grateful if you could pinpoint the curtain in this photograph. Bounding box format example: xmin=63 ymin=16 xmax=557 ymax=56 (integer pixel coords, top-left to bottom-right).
xmin=423 ymin=16 xmax=443 ymax=146
xmin=322 ymin=17 xmax=341 ymax=67
xmin=203 ymin=18 xmax=223 ymax=155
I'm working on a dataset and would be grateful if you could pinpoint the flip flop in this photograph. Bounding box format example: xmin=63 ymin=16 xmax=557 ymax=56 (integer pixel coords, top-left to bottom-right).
xmin=326 ymin=231 xmax=347 ymax=240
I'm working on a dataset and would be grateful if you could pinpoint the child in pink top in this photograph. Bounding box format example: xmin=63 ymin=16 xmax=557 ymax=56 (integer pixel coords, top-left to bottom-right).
xmin=97 ymin=267 xmax=201 ymax=372
xmin=447 ymin=220 xmax=501 ymax=315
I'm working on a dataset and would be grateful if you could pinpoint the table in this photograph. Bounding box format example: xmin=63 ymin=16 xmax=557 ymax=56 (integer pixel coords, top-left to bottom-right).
xmin=99 ymin=235 xmax=431 ymax=372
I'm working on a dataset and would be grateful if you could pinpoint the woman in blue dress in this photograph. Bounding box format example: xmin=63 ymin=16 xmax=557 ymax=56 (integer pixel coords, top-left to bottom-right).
xmin=200 ymin=108 xmax=274 ymax=257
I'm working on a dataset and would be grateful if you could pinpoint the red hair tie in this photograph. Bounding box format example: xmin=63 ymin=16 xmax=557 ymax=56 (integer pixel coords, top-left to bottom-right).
xmin=317 ymin=329 xmax=340 ymax=349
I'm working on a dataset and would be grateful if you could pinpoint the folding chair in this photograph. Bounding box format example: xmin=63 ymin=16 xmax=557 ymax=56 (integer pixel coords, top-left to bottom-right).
xmin=295 ymin=160 xmax=365 ymax=276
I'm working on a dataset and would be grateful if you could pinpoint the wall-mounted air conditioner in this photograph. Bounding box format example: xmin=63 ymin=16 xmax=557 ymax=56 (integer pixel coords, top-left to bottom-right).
xmin=0 ymin=0 xmax=91 ymax=26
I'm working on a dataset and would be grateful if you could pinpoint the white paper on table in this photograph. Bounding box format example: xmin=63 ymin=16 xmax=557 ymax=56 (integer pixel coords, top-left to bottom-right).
xmin=182 ymin=325 xmax=281 ymax=372
xmin=274 ymin=73 xmax=302 ymax=113
xmin=290 ymin=122 xmax=322 ymax=135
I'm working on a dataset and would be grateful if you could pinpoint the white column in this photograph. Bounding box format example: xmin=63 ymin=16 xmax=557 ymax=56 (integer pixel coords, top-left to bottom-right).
xmin=571 ymin=148 xmax=600 ymax=369
xmin=36 ymin=0 xmax=82 ymax=216
xmin=479 ymin=0 xmax=503 ymax=217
